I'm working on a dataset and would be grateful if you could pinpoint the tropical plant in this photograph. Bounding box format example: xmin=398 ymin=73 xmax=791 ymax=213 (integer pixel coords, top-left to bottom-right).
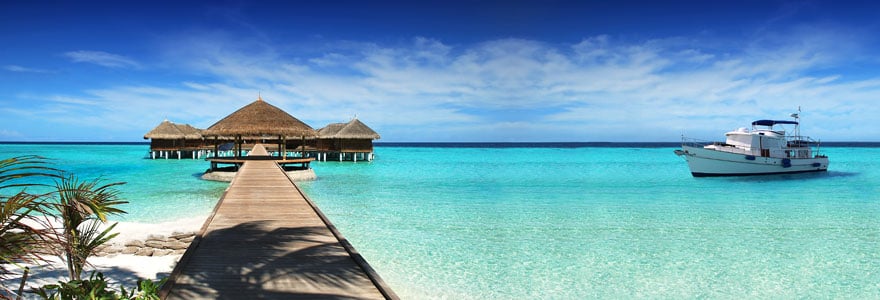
xmin=123 ymin=276 xmax=167 ymax=300
xmin=34 ymin=271 xmax=166 ymax=300
xmin=33 ymin=271 xmax=118 ymax=300
xmin=49 ymin=174 xmax=127 ymax=281
xmin=0 ymin=156 xmax=57 ymax=298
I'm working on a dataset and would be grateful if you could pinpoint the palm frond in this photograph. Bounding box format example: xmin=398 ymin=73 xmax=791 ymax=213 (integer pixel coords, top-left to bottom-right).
xmin=0 ymin=191 xmax=56 ymax=287
xmin=0 ymin=155 xmax=59 ymax=189
xmin=66 ymin=221 xmax=119 ymax=279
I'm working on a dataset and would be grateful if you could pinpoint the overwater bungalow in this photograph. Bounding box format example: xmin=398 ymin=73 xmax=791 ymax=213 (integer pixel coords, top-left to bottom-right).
xmin=143 ymin=120 xmax=207 ymax=159
xmin=200 ymin=96 xmax=318 ymax=173
xmin=314 ymin=118 xmax=381 ymax=162
xmin=144 ymin=95 xmax=381 ymax=165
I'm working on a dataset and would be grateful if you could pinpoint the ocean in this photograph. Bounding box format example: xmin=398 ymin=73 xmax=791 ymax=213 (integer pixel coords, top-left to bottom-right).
xmin=1 ymin=143 xmax=878 ymax=298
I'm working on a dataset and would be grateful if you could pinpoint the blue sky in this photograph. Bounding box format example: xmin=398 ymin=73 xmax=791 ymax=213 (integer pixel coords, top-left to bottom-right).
xmin=2 ymin=1 xmax=880 ymax=142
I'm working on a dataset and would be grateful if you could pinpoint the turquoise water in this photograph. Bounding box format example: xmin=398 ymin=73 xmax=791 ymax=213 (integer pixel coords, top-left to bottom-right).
xmin=299 ymin=146 xmax=880 ymax=299
xmin=0 ymin=144 xmax=227 ymax=222
xmin=1 ymin=144 xmax=878 ymax=298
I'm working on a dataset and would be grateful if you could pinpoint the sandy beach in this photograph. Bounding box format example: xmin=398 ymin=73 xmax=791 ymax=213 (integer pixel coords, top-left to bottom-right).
xmin=4 ymin=216 xmax=207 ymax=294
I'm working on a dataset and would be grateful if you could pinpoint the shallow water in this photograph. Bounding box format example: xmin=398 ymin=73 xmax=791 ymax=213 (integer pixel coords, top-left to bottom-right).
xmin=2 ymin=144 xmax=878 ymax=298
xmin=299 ymin=146 xmax=880 ymax=298
xmin=0 ymin=144 xmax=226 ymax=222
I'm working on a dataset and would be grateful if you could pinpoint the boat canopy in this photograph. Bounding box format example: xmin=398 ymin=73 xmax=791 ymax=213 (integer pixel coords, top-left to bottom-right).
xmin=751 ymin=120 xmax=798 ymax=126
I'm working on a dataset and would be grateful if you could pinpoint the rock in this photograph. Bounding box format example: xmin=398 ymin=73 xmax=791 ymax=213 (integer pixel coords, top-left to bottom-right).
xmin=173 ymin=249 xmax=187 ymax=255
xmin=164 ymin=241 xmax=190 ymax=250
xmin=179 ymin=236 xmax=195 ymax=243
xmin=146 ymin=234 xmax=165 ymax=242
xmin=145 ymin=240 xmax=165 ymax=249
xmin=122 ymin=247 xmax=139 ymax=254
xmin=152 ymin=249 xmax=174 ymax=256
xmin=104 ymin=246 xmax=123 ymax=254
xmin=124 ymin=240 xmax=144 ymax=247
xmin=134 ymin=248 xmax=154 ymax=256
xmin=169 ymin=232 xmax=195 ymax=240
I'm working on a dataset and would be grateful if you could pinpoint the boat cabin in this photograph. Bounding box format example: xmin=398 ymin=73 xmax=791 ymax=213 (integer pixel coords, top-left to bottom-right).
xmin=712 ymin=120 xmax=816 ymax=159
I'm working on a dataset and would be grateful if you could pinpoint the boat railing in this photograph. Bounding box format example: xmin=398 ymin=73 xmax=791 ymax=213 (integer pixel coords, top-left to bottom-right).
xmin=784 ymin=135 xmax=824 ymax=157
xmin=680 ymin=136 xmax=713 ymax=148
xmin=784 ymin=135 xmax=818 ymax=146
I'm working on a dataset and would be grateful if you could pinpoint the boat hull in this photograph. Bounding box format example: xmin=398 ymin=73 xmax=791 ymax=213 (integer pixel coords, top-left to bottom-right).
xmin=680 ymin=146 xmax=829 ymax=177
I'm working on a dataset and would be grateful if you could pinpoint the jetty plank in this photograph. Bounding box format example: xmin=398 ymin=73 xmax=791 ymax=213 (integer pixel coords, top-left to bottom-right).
xmin=162 ymin=144 xmax=395 ymax=299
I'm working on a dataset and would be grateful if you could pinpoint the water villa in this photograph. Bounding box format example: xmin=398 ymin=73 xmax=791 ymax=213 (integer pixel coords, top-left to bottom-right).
xmin=143 ymin=96 xmax=380 ymax=163
xmin=143 ymin=120 xmax=208 ymax=159
xmin=200 ymin=97 xmax=317 ymax=176
xmin=315 ymin=118 xmax=381 ymax=162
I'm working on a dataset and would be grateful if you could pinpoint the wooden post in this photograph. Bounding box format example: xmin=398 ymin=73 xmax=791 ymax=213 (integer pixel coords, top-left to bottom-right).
xmin=235 ymin=135 xmax=241 ymax=159
xmin=281 ymin=135 xmax=287 ymax=159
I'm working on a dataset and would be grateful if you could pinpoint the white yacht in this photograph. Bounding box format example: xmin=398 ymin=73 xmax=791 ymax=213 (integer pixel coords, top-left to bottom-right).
xmin=674 ymin=112 xmax=829 ymax=177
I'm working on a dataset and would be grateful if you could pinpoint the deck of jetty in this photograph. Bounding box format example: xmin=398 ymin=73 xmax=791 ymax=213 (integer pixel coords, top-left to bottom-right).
xmin=161 ymin=144 xmax=396 ymax=299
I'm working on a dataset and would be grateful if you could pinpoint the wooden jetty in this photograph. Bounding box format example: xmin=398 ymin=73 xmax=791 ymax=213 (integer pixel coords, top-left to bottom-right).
xmin=161 ymin=144 xmax=396 ymax=299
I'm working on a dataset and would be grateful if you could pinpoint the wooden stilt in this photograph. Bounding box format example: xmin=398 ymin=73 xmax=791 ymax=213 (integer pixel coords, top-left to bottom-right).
xmin=301 ymin=136 xmax=306 ymax=158
xmin=281 ymin=135 xmax=286 ymax=159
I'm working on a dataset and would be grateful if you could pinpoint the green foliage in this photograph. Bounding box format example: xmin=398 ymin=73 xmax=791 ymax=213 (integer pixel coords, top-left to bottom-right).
xmin=0 ymin=156 xmax=163 ymax=300
xmin=124 ymin=276 xmax=166 ymax=300
xmin=34 ymin=272 xmax=166 ymax=300
xmin=49 ymin=174 xmax=128 ymax=281
xmin=0 ymin=155 xmax=58 ymax=191
xmin=0 ymin=155 xmax=57 ymax=297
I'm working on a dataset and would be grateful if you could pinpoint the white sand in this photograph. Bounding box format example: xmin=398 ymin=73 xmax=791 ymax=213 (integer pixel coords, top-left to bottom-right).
xmin=3 ymin=216 xmax=208 ymax=295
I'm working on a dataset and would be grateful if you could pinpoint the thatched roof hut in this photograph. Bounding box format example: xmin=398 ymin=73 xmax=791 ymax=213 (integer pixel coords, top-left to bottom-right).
xmin=317 ymin=123 xmax=346 ymax=138
xmin=143 ymin=120 xmax=202 ymax=140
xmin=202 ymin=97 xmax=317 ymax=138
xmin=319 ymin=118 xmax=380 ymax=140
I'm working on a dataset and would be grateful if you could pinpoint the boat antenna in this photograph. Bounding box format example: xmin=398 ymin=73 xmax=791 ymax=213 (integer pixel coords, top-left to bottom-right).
xmin=790 ymin=106 xmax=801 ymax=138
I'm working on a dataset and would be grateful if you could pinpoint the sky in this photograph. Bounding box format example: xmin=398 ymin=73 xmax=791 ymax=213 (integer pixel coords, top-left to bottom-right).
xmin=2 ymin=0 xmax=880 ymax=142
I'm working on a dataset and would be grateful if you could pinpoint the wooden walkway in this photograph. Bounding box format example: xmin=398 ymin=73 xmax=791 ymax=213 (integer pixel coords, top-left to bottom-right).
xmin=161 ymin=145 xmax=396 ymax=299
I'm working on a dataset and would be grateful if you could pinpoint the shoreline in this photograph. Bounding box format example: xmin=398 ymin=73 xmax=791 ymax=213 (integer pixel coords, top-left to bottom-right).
xmin=4 ymin=216 xmax=208 ymax=294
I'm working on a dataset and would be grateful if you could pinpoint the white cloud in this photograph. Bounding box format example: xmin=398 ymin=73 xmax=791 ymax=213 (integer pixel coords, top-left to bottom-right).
xmin=3 ymin=65 xmax=51 ymax=73
xmin=11 ymin=28 xmax=880 ymax=141
xmin=64 ymin=50 xmax=140 ymax=68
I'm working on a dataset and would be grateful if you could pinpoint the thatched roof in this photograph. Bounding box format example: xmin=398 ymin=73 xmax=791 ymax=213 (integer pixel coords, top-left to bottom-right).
xmin=318 ymin=118 xmax=380 ymax=140
xmin=317 ymin=123 xmax=346 ymax=137
xmin=201 ymin=98 xmax=317 ymax=137
xmin=143 ymin=120 xmax=203 ymax=140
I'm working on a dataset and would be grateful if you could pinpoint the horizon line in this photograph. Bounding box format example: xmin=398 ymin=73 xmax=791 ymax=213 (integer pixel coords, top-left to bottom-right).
xmin=2 ymin=141 xmax=880 ymax=147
